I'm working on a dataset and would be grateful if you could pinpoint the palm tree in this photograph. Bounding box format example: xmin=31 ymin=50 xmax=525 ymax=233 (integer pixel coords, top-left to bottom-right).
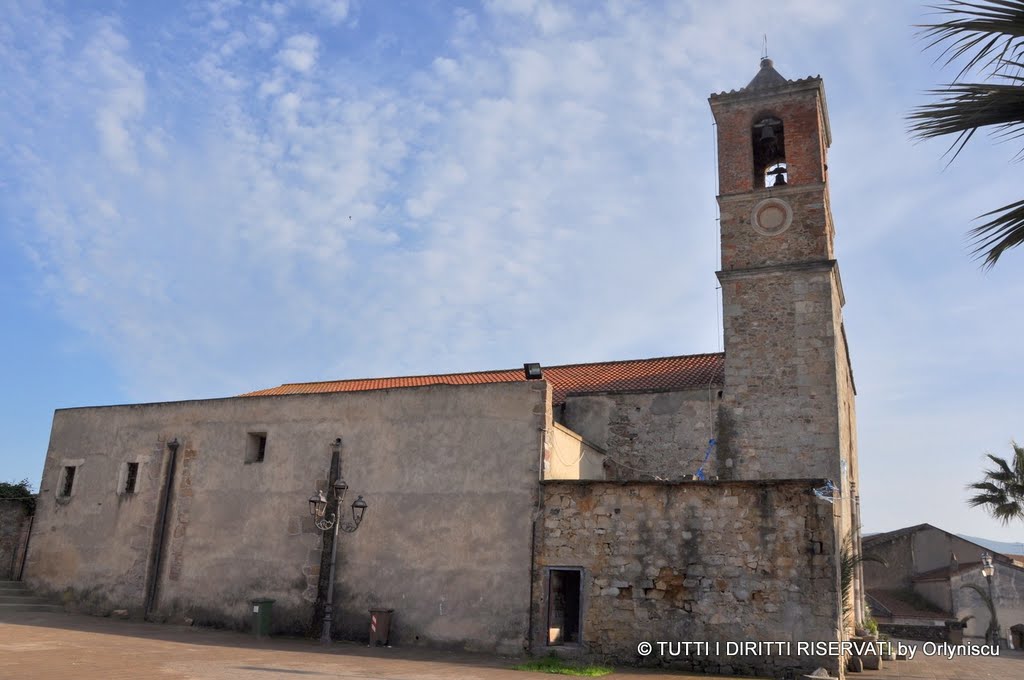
xmin=909 ymin=0 xmax=1024 ymax=267
xmin=967 ymin=441 xmax=1024 ymax=523
xmin=840 ymin=532 xmax=886 ymax=627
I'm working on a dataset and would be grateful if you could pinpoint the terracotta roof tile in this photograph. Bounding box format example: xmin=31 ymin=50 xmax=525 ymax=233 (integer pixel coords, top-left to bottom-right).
xmin=912 ymin=562 xmax=982 ymax=582
xmin=867 ymin=589 xmax=950 ymax=621
xmin=239 ymin=353 xmax=725 ymax=404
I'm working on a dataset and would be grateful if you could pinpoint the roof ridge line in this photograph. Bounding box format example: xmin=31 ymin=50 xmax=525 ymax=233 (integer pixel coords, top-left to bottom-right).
xmin=268 ymin=351 xmax=725 ymax=389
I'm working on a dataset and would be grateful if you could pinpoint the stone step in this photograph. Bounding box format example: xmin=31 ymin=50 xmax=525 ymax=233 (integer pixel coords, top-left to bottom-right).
xmin=0 ymin=581 xmax=28 ymax=590
xmin=0 ymin=584 xmax=29 ymax=592
xmin=0 ymin=594 xmax=51 ymax=604
xmin=0 ymin=602 xmax=64 ymax=613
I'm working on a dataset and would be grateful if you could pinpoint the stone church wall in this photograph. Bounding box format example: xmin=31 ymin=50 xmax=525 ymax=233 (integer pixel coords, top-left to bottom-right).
xmin=717 ymin=264 xmax=844 ymax=483
xmin=718 ymin=184 xmax=835 ymax=270
xmin=534 ymin=480 xmax=842 ymax=678
xmin=25 ymin=381 xmax=546 ymax=654
xmin=559 ymin=388 xmax=721 ymax=481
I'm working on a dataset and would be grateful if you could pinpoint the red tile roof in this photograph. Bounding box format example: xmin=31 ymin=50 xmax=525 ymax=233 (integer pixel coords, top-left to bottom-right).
xmin=867 ymin=589 xmax=950 ymax=621
xmin=912 ymin=562 xmax=983 ymax=582
xmin=240 ymin=353 xmax=725 ymax=404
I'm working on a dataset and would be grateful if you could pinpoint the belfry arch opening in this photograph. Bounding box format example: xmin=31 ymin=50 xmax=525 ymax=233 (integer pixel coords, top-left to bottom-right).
xmin=752 ymin=116 xmax=786 ymax=188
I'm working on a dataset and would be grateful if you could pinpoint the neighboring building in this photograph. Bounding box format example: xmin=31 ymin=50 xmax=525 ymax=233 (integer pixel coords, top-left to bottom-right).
xmin=863 ymin=524 xmax=1024 ymax=646
xmin=24 ymin=59 xmax=861 ymax=678
xmin=0 ymin=498 xmax=33 ymax=581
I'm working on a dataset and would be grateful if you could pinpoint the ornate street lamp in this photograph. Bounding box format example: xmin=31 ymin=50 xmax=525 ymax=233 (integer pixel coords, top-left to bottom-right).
xmin=980 ymin=552 xmax=1000 ymax=648
xmin=308 ymin=438 xmax=368 ymax=644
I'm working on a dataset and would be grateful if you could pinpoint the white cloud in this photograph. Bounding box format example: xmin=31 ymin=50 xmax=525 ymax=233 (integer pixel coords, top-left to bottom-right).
xmin=278 ymin=33 xmax=319 ymax=72
xmin=79 ymin=20 xmax=147 ymax=174
xmin=3 ymin=0 xmax=1024 ymax=544
xmin=308 ymin=0 xmax=351 ymax=25
xmin=251 ymin=18 xmax=279 ymax=47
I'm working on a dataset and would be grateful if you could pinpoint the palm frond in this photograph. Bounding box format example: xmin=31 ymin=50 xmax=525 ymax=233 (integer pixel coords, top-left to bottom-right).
xmin=984 ymin=452 xmax=1019 ymax=478
xmin=967 ymin=492 xmax=1006 ymax=509
xmin=967 ymin=442 xmax=1024 ymax=522
xmin=908 ymin=82 xmax=1024 ymax=161
xmin=913 ymin=1 xmax=1024 ymax=266
xmin=919 ymin=0 xmax=1024 ymax=79
xmin=840 ymin=532 xmax=886 ymax=623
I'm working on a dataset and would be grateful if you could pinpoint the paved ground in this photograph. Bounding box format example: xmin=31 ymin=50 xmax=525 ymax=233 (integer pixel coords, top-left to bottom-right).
xmin=0 ymin=611 xmax=726 ymax=680
xmin=863 ymin=640 xmax=1024 ymax=679
xmin=1 ymin=612 xmax=1021 ymax=679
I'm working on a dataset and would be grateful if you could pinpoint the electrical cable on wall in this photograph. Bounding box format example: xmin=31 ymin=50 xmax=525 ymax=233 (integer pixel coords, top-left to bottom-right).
xmin=813 ymin=480 xmax=840 ymax=504
xmin=552 ymin=430 xmax=587 ymax=468
xmin=694 ymin=438 xmax=717 ymax=481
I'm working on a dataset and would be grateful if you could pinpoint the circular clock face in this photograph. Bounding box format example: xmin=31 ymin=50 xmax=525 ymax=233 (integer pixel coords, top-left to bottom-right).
xmin=750 ymin=198 xmax=793 ymax=236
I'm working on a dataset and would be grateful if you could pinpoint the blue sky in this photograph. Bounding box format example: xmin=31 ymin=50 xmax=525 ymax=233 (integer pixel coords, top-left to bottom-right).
xmin=1 ymin=0 xmax=1022 ymax=547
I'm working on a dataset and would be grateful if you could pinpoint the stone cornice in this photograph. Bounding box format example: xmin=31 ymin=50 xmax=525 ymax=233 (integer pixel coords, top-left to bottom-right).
xmin=717 ymin=182 xmax=826 ymax=204
xmin=708 ymin=77 xmax=831 ymax=147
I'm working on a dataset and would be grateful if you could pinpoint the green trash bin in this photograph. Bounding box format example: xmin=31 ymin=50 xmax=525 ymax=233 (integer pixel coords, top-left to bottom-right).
xmin=250 ymin=598 xmax=275 ymax=638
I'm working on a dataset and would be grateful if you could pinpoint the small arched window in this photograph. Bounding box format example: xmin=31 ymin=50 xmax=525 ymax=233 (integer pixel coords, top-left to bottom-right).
xmin=752 ymin=116 xmax=786 ymax=188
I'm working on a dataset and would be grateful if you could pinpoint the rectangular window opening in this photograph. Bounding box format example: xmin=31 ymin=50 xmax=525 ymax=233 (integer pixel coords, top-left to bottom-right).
xmin=124 ymin=462 xmax=139 ymax=494
xmin=246 ymin=433 xmax=267 ymax=463
xmin=60 ymin=466 xmax=76 ymax=498
xmin=547 ymin=568 xmax=582 ymax=645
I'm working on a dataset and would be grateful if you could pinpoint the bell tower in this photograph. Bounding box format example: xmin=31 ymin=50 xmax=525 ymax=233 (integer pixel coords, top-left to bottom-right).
xmin=709 ymin=58 xmax=857 ymax=496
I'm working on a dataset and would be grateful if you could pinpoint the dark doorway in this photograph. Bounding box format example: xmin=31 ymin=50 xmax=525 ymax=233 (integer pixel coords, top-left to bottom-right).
xmin=547 ymin=568 xmax=582 ymax=645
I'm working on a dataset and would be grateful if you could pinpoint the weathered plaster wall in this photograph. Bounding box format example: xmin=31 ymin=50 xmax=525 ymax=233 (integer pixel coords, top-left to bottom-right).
xmin=914 ymin=579 xmax=952 ymax=614
xmin=863 ymin=528 xmax=991 ymax=592
xmin=0 ymin=500 xmax=32 ymax=580
xmin=954 ymin=564 xmax=1024 ymax=642
xmin=862 ymin=536 xmax=915 ymax=591
xmin=560 ymin=389 xmax=720 ymax=481
xmin=913 ymin=530 xmax=987 ymax=573
xmin=533 ymin=480 xmax=843 ymax=678
xmin=25 ymin=381 xmax=546 ymax=653
xmin=544 ymin=423 xmax=606 ymax=480
xmin=861 ymin=527 xmax=1024 ymax=640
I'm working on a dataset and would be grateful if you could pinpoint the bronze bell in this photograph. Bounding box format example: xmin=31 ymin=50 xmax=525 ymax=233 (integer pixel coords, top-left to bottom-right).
xmin=770 ymin=165 xmax=787 ymax=186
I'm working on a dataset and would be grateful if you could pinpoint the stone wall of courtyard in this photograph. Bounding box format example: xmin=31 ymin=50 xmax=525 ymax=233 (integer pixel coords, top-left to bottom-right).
xmin=0 ymin=499 xmax=32 ymax=580
xmin=533 ymin=480 xmax=843 ymax=678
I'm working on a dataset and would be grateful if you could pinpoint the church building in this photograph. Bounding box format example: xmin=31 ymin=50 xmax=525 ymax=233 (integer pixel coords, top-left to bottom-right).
xmin=24 ymin=59 xmax=861 ymax=679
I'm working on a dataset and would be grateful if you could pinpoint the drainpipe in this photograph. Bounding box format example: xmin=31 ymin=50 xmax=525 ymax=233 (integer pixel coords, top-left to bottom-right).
xmin=853 ymin=485 xmax=866 ymax=625
xmin=144 ymin=437 xmax=180 ymax=618
xmin=15 ymin=512 xmax=35 ymax=581
xmin=527 ymin=518 xmax=537 ymax=651
xmin=312 ymin=445 xmax=341 ymax=636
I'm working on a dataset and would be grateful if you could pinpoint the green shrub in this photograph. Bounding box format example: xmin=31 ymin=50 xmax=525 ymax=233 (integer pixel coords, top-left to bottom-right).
xmin=0 ymin=479 xmax=36 ymax=512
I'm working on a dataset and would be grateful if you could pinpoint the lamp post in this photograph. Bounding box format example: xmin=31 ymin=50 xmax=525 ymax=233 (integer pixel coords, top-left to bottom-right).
xmin=309 ymin=440 xmax=368 ymax=645
xmin=981 ymin=552 xmax=1000 ymax=648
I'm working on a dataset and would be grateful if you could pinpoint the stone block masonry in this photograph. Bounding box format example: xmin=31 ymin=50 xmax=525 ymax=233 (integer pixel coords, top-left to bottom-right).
xmin=561 ymin=388 xmax=720 ymax=481
xmin=533 ymin=480 xmax=843 ymax=679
